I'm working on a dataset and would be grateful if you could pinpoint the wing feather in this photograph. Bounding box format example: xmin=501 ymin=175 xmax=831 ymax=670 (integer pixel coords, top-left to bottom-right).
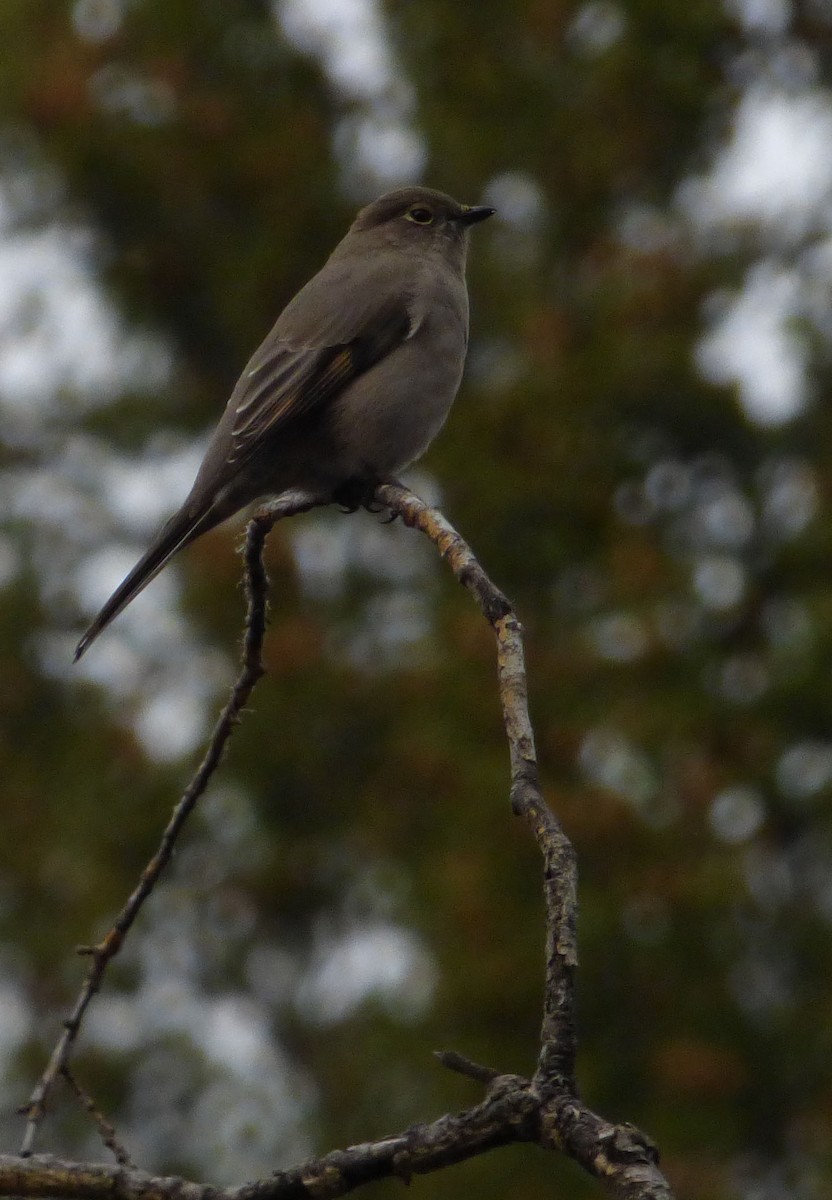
xmin=228 ymin=295 xmax=413 ymax=462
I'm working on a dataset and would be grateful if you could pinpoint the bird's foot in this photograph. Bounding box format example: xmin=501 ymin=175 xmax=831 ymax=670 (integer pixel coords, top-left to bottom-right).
xmin=333 ymin=476 xmax=384 ymax=514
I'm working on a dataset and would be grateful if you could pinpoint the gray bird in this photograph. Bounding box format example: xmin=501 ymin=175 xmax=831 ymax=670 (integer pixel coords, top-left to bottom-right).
xmin=74 ymin=186 xmax=494 ymax=660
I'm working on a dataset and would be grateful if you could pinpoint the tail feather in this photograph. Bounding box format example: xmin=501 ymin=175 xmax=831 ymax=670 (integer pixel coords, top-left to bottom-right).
xmin=74 ymin=503 xmax=219 ymax=661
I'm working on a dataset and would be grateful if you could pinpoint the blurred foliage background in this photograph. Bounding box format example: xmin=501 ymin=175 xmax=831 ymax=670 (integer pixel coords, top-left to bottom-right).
xmin=2 ymin=1 xmax=832 ymax=1197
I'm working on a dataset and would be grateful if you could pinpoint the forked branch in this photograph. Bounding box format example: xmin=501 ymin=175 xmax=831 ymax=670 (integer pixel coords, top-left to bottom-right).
xmin=16 ymin=483 xmax=673 ymax=1200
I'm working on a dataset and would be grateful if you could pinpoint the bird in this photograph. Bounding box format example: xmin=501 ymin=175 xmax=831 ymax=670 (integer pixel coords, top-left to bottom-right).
xmin=74 ymin=186 xmax=495 ymax=660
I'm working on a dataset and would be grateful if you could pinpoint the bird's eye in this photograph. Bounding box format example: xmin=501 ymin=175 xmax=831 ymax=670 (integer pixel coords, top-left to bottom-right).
xmin=406 ymin=206 xmax=434 ymax=225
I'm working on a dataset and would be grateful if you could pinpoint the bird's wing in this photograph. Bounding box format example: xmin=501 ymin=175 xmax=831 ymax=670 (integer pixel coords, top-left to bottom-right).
xmin=228 ymin=261 xmax=416 ymax=464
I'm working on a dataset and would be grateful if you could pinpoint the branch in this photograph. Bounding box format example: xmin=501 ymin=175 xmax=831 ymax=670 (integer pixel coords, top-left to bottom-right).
xmin=375 ymin=483 xmax=670 ymax=1198
xmin=19 ymin=493 xmax=321 ymax=1157
xmin=372 ymin=483 xmax=580 ymax=1088
xmin=19 ymin=483 xmax=675 ymax=1199
xmin=0 ymin=1078 xmax=539 ymax=1200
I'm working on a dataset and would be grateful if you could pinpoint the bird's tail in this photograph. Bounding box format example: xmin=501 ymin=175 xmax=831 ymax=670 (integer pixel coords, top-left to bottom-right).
xmin=74 ymin=501 xmax=220 ymax=661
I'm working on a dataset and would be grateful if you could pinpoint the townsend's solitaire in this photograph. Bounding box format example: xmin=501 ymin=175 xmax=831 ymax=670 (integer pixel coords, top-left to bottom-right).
xmin=75 ymin=186 xmax=494 ymax=660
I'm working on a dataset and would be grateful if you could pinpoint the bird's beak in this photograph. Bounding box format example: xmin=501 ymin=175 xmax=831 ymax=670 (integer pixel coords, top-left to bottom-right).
xmin=456 ymin=205 xmax=496 ymax=225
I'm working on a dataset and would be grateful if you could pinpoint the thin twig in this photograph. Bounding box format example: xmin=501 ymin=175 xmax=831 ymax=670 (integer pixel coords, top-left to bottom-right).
xmin=433 ymin=1050 xmax=500 ymax=1084
xmin=60 ymin=1069 xmax=134 ymax=1168
xmin=20 ymin=494 xmax=320 ymax=1156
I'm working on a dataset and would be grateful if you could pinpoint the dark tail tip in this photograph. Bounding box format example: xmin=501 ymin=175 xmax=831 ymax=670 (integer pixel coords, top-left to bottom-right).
xmin=70 ymin=500 xmax=217 ymax=664
xmin=74 ymin=615 xmax=107 ymax=662
xmin=73 ymin=634 xmax=90 ymax=663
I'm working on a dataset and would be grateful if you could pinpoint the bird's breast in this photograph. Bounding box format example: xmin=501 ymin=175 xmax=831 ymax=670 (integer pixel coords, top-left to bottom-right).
xmin=329 ymin=295 xmax=469 ymax=478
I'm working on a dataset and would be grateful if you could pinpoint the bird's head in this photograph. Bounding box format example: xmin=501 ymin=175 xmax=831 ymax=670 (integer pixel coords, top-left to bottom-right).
xmin=349 ymin=187 xmax=495 ymax=261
